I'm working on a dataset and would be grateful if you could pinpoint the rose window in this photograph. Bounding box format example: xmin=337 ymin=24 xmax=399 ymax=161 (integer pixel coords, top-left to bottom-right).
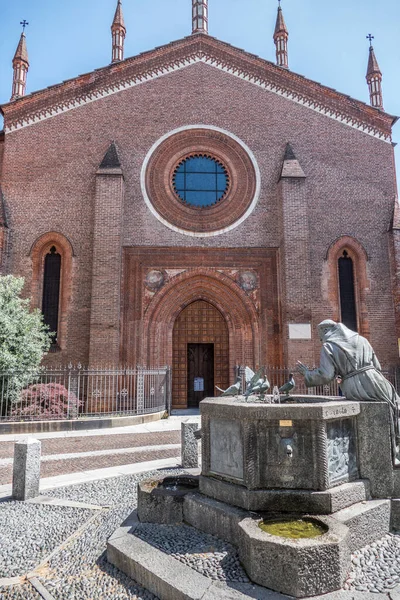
xmin=172 ymin=155 xmax=229 ymax=207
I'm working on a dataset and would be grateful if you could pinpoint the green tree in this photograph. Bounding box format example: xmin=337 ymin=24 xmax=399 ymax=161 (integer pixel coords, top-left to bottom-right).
xmin=0 ymin=275 xmax=52 ymax=413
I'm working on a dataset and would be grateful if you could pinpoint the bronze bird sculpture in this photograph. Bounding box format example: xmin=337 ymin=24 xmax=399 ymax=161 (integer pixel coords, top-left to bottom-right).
xmin=244 ymin=367 xmax=270 ymax=398
xmin=279 ymin=373 xmax=295 ymax=396
xmin=215 ymin=376 xmax=242 ymax=397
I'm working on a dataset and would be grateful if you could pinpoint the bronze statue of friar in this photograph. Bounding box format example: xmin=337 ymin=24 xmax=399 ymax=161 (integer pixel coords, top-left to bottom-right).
xmin=297 ymin=320 xmax=400 ymax=464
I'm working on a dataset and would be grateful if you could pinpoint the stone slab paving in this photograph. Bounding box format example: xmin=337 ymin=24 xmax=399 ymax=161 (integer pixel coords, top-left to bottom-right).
xmin=0 ymin=414 xmax=200 ymax=443
xmin=0 ymin=446 xmax=181 ymax=484
xmin=0 ymin=443 xmax=181 ymax=466
xmin=0 ymin=430 xmax=180 ymax=459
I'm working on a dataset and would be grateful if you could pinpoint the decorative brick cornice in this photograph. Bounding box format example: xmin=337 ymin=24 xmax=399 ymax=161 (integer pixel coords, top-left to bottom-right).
xmin=1 ymin=35 xmax=396 ymax=141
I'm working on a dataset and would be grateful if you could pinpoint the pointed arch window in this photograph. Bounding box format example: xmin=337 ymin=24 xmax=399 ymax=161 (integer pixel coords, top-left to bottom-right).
xmin=42 ymin=246 xmax=61 ymax=343
xmin=31 ymin=232 xmax=73 ymax=354
xmin=338 ymin=250 xmax=357 ymax=331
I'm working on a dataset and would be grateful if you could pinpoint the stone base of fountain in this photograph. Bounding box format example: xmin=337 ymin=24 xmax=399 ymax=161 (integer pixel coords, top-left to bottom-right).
xmin=108 ymin=397 xmax=399 ymax=599
xmin=137 ymin=475 xmax=199 ymax=524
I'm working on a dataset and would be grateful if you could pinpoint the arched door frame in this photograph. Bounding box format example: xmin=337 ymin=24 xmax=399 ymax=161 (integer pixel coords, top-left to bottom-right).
xmin=141 ymin=270 xmax=260 ymax=375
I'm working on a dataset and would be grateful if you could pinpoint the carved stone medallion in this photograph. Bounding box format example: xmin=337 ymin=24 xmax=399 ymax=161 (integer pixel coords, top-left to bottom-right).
xmin=145 ymin=270 xmax=166 ymax=291
xmin=238 ymin=271 xmax=258 ymax=292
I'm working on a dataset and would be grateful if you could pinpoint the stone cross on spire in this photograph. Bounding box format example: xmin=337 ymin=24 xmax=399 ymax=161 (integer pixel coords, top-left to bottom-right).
xmin=192 ymin=0 xmax=208 ymax=35
xmin=366 ymin=34 xmax=383 ymax=110
xmin=11 ymin=22 xmax=30 ymax=101
xmin=274 ymin=0 xmax=289 ymax=69
xmin=111 ymin=0 xmax=126 ymax=63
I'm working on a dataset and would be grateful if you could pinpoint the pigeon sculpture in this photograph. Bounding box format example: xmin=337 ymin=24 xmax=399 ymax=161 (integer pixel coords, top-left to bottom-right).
xmin=215 ymin=376 xmax=241 ymax=397
xmin=279 ymin=374 xmax=295 ymax=396
xmin=249 ymin=376 xmax=270 ymax=396
xmin=258 ymin=376 xmax=271 ymax=395
xmin=244 ymin=367 xmax=270 ymax=398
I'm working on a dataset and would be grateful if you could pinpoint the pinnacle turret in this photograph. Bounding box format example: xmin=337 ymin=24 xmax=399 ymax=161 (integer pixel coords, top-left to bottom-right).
xmin=366 ymin=35 xmax=383 ymax=110
xmin=274 ymin=2 xmax=289 ymax=69
xmin=192 ymin=0 xmax=208 ymax=35
xmin=11 ymin=25 xmax=29 ymax=101
xmin=111 ymin=0 xmax=126 ymax=63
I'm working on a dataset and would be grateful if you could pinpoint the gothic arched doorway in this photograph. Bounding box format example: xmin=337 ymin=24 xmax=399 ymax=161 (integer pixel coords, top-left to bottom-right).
xmin=172 ymin=300 xmax=229 ymax=408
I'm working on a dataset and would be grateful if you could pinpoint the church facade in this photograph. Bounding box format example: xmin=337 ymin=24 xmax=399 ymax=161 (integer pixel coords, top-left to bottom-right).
xmin=0 ymin=1 xmax=399 ymax=408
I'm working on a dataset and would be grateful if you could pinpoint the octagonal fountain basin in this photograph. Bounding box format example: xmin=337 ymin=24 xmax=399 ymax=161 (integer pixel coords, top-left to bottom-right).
xmin=259 ymin=516 xmax=328 ymax=539
xmin=239 ymin=515 xmax=349 ymax=598
xmin=137 ymin=475 xmax=199 ymax=524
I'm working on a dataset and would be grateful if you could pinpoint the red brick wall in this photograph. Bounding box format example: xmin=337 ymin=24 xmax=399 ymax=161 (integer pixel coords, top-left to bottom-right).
xmin=89 ymin=167 xmax=125 ymax=365
xmin=0 ymin=60 xmax=398 ymax=367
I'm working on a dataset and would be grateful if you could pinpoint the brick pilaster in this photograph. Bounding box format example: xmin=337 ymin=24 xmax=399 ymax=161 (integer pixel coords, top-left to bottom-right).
xmin=89 ymin=144 xmax=125 ymax=365
xmin=278 ymin=144 xmax=313 ymax=367
xmin=389 ymin=201 xmax=400 ymax=362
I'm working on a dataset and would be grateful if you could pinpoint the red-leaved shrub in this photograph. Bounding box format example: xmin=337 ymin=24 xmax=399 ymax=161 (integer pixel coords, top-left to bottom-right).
xmin=11 ymin=383 xmax=82 ymax=420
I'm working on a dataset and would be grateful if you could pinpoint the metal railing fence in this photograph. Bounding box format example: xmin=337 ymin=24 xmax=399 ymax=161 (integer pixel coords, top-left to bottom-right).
xmin=1 ymin=364 xmax=399 ymax=422
xmin=236 ymin=365 xmax=400 ymax=397
xmin=0 ymin=365 xmax=171 ymax=422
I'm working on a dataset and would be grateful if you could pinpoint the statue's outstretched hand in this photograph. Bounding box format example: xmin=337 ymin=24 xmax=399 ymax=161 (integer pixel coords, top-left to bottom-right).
xmin=297 ymin=361 xmax=308 ymax=376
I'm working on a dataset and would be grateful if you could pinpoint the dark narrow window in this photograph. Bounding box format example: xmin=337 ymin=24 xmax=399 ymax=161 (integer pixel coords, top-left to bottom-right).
xmin=338 ymin=250 xmax=357 ymax=331
xmin=42 ymin=246 xmax=61 ymax=343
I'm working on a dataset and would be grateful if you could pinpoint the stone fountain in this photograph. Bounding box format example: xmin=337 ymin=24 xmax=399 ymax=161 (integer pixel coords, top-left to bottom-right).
xmin=107 ymin=322 xmax=400 ymax=599
xmin=108 ymin=394 xmax=400 ymax=598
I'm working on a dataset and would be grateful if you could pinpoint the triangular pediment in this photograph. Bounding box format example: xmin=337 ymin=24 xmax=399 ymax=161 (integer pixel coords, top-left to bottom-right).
xmin=1 ymin=34 xmax=396 ymax=141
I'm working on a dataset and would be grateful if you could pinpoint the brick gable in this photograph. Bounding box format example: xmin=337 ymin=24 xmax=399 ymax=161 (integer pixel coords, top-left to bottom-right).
xmin=1 ymin=34 xmax=396 ymax=142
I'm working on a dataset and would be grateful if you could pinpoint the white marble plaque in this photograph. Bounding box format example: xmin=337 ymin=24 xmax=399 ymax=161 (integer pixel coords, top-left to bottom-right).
xmin=210 ymin=419 xmax=244 ymax=480
xmin=288 ymin=323 xmax=312 ymax=340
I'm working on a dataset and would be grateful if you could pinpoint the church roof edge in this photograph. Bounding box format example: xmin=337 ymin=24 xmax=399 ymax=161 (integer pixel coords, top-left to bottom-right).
xmin=1 ymin=33 xmax=396 ymax=137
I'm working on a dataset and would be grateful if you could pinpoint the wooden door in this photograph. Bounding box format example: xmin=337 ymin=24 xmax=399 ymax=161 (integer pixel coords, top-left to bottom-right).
xmin=172 ymin=300 xmax=229 ymax=408
xmin=187 ymin=343 xmax=214 ymax=407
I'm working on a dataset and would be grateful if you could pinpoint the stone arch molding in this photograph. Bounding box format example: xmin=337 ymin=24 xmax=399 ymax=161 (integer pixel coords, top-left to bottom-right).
xmin=141 ymin=270 xmax=261 ymax=370
xmin=30 ymin=231 xmax=74 ymax=350
xmin=140 ymin=124 xmax=261 ymax=238
xmin=325 ymin=235 xmax=370 ymax=337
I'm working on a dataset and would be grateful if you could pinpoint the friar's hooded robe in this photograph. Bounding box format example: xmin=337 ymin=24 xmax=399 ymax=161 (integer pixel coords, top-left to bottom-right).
xmin=304 ymin=320 xmax=400 ymax=461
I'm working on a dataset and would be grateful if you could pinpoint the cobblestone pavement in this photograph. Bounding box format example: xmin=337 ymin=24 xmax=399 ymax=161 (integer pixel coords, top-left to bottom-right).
xmin=1 ymin=470 xmax=400 ymax=600
xmin=0 ymin=470 xmax=184 ymax=600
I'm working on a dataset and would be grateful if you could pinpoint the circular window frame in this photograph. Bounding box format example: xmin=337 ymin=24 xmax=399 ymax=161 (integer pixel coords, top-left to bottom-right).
xmin=141 ymin=125 xmax=261 ymax=237
xmin=172 ymin=153 xmax=230 ymax=209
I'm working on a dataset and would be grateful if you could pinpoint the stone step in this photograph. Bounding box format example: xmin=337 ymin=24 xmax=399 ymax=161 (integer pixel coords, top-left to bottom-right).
xmin=391 ymin=498 xmax=400 ymax=530
xmin=334 ymin=499 xmax=391 ymax=552
xmin=393 ymin=469 xmax=400 ymax=497
xmin=199 ymin=475 xmax=370 ymax=515
xmin=107 ymin=520 xmax=284 ymax=600
xmin=184 ymin=491 xmax=247 ymax=546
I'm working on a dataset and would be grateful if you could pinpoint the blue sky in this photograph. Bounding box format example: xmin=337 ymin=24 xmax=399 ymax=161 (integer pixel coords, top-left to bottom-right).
xmin=1 ymin=0 xmax=399 ymax=187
